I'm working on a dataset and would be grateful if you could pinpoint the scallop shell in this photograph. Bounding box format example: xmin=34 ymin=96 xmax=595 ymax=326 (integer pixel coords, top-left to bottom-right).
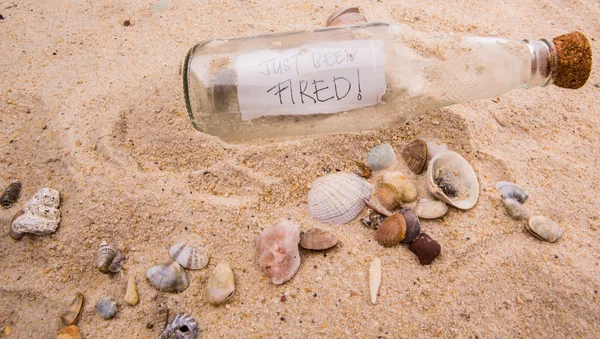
xmin=399 ymin=208 xmax=421 ymax=243
xmin=426 ymin=151 xmax=479 ymax=210
xmin=374 ymin=182 xmax=402 ymax=211
xmin=60 ymin=292 xmax=84 ymax=325
xmin=206 ymin=262 xmax=235 ymax=305
xmin=146 ymin=261 xmax=189 ymax=293
xmin=97 ymin=241 xmax=123 ymax=274
xmin=96 ymin=297 xmax=118 ymax=320
xmin=502 ymin=198 xmax=530 ymax=219
xmin=326 ymin=7 xmax=367 ymax=27
xmin=169 ymin=241 xmax=209 ymax=270
xmin=375 ymin=214 xmax=407 ymax=247
xmin=10 ymin=187 xmax=61 ymax=239
xmin=369 ymin=257 xmax=381 ymax=305
xmin=401 ymin=139 xmax=428 ymax=174
xmin=308 ymin=172 xmax=372 ymax=224
xmin=159 ymin=313 xmax=199 ymax=339
xmin=0 ymin=181 xmax=21 ymax=208
xmin=367 ymin=143 xmax=396 ymax=171
xmin=382 ymin=171 xmax=417 ymax=202
xmin=496 ymin=181 xmax=529 ymax=203
xmin=256 ymin=220 xmax=301 ymax=285
xmin=415 ymin=198 xmax=448 ymax=219
xmin=526 ymin=216 xmax=564 ymax=243
xmin=299 ymin=228 xmax=338 ymax=250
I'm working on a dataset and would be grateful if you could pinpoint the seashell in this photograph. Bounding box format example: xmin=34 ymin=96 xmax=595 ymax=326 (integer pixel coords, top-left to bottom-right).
xmin=169 ymin=241 xmax=209 ymax=270
xmin=375 ymin=214 xmax=406 ymax=247
xmin=415 ymin=198 xmax=448 ymax=219
xmin=10 ymin=187 xmax=61 ymax=239
xmin=382 ymin=171 xmax=417 ymax=202
xmin=409 ymin=233 xmax=441 ymax=265
xmin=96 ymin=297 xmax=118 ymax=320
xmin=308 ymin=172 xmax=372 ymax=224
xmin=369 ymin=257 xmax=381 ymax=305
xmin=399 ymin=208 xmax=421 ymax=243
xmin=0 ymin=181 xmax=21 ymax=208
xmin=256 ymin=220 xmax=301 ymax=285
xmin=124 ymin=274 xmax=139 ymax=306
xmin=206 ymin=262 xmax=235 ymax=305
xmin=354 ymin=161 xmax=372 ymax=179
xmin=60 ymin=292 xmax=84 ymax=325
xmin=526 ymin=216 xmax=564 ymax=243
xmin=146 ymin=261 xmax=189 ymax=293
xmin=326 ymin=7 xmax=367 ymax=27
xmin=423 ymin=139 xmax=449 ymax=161
xmin=367 ymin=143 xmax=396 ymax=171
xmin=374 ymin=183 xmax=402 ymax=211
xmin=496 ymin=181 xmax=529 ymax=203
xmin=502 ymin=198 xmax=530 ymax=219
xmin=57 ymin=325 xmax=81 ymax=339
xmin=426 ymin=151 xmax=479 ymax=210
xmin=159 ymin=313 xmax=199 ymax=339
xmin=361 ymin=210 xmax=386 ymax=229
xmin=401 ymin=139 xmax=428 ymax=174
xmin=97 ymin=241 xmax=123 ymax=274
xmin=299 ymin=228 xmax=338 ymax=251
xmin=146 ymin=303 xmax=169 ymax=330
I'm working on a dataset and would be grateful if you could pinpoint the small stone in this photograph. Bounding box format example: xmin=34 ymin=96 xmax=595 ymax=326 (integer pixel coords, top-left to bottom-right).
xmin=123 ymin=20 xmax=131 ymax=27
xmin=409 ymin=233 xmax=441 ymax=265
xmin=516 ymin=296 xmax=524 ymax=304
xmin=4 ymin=326 xmax=11 ymax=336
xmin=124 ymin=274 xmax=139 ymax=306
xmin=96 ymin=297 xmax=118 ymax=319
xmin=57 ymin=325 xmax=81 ymax=339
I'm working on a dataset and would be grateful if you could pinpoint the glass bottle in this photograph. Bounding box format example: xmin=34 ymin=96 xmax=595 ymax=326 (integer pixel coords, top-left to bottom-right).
xmin=183 ymin=23 xmax=591 ymax=142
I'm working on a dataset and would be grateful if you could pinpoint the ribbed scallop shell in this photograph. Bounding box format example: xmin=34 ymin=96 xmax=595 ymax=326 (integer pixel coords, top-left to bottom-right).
xmin=159 ymin=313 xmax=199 ymax=339
xmin=60 ymin=292 xmax=84 ymax=325
xmin=401 ymin=139 xmax=428 ymax=174
xmin=426 ymin=151 xmax=479 ymax=210
xmin=367 ymin=143 xmax=396 ymax=171
xmin=299 ymin=228 xmax=338 ymax=250
xmin=375 ymin=214 xmax=406 ymax=247
xmin=308 ymin=173 xmax=372 ymax=224
xmin=526 ymin=216 xmax=564 ymax=243
xmin=496 ymin=181 xmax=529 ymax=203
xmin=169 ymin=241 xmax=209 ymax=270
xmin=206 ymin=262 xmax=235 ymax=305
xmin=146 ymin=261 xmax=189 ymax=293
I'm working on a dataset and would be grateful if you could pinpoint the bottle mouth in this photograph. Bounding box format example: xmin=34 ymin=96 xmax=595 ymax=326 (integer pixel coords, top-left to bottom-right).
xmin=551 ymin=31 xmax=592 ymax=89
xmin=524 ymin=39 xmax=555 ymax=88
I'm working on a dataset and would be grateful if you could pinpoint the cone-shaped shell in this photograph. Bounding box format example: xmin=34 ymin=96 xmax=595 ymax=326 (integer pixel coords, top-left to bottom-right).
xmin=375 ymin=214 xmax=406 ymax=247
xmin=159 ymin=313 xmax=199 ymax=339
xmin=399 ymin=208 xmax=421 ymax=243
xmin=426 ymin=151 xmax=479 ymax=210
xmin=401 ymin=139 xmax=428 ymax=174
xmin=308 ymin=172 xmax=372 ymax=224
xmin=374 ymin=183 xmax=402 ymax=211
xmin=496 ymin=181 xmax=529 ymax=203
xmin=206 ymin=262 xmax=235 ymax=306
xmin=326 ymin=7 xmax=367 ymax=27
xmin=526 ymin=216 xmax=564 ymax=243
xmin=169 ymin=241 xmax=209 ymax=270
xmin=299 ymin=228 xmax=338 ymax=250
xmin=60 ymin=292 xmax=84 ymax=325
xmin=97 ymin=242 xmax=122 ymax=274
xmin=256 ymin=220 xmax=301 ymax=285
xmin=367 ymin=143 xmax=396 ymax=171
xmin=146 ymin=261 xmax=189 ymax=293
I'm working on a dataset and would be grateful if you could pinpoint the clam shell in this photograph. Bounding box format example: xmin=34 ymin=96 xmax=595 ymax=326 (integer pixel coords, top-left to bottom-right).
xmin=60 ymin=292 xmax=84 ymax=325
xmin=308 ymin=172 xmax=372 ymax=224
xmin=426 ymin=151 xmax=479 ymax=210
xmin=0 ymin=181 xmax=21 ymax=208
xmin=326 ymin=7 xmax=367 ymax=27
xmin=415 ymin=198 xmax=448 ymax=219
xmin=375 ymin=214 xmax=406 ymax=247
xmin=169 ymin=241 xmax=209 ymax=270
xmin=159 ymin=313 xmax=199 ymax=339
xmin=256 ymin=220 xmax=301 ymax=285
xmin=409 ymin=233 xmax=441 ymax=265
xmin=374 ymin=182 xmax=402 ymax=211
xmin=369 ymin=257 xmax=381 ymax=305
xmin=96 ymin=297 xmax=118 ymax=320
xmin=496 ymin=181 xmax=529 ymax=203
xmin=526 ymin=216 xmax=564 ymax=243
xmin=367 ymin=143 xmax=396 ymax=171
xmin=97 ymin=241 xmax=122 ymax=274
xmin=382 ymin=171 xmax=417 ymax=203
xmin=401 ymin=139 xmax=428 ymax=174
xmin=399 ymin=208 xmax=421 ymax=243
xmin=146 ymin=261 xmax=189 ymax=293
xmin=502 ymin=198 xmax=530 ymax=219
xmin=299 ymin=228 xmax=338 ymax=250
xmin=206 ymin=262 xmax=235 ymax=305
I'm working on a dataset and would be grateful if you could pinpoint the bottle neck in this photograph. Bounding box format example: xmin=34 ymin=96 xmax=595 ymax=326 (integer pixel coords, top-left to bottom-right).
xmin=523 ymin=39 xmax=557 ymax=88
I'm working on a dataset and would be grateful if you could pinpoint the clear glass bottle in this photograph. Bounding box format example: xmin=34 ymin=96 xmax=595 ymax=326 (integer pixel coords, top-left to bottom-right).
xmin=183 ymin=23 xmax=591 ymax=142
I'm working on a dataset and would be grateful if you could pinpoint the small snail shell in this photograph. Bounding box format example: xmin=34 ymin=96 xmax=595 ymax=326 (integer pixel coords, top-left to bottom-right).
xmin=97 ymin=241 xmax=122 ymax=274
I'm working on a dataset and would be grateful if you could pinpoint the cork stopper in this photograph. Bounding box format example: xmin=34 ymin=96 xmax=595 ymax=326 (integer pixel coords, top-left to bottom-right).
xmin=552 ymin=31 xmax=592 ymax=89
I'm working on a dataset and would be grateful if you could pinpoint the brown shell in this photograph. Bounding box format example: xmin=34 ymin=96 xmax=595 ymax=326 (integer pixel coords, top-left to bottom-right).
xmin=299 ymin=228 xmax=339 ymax=250
xmin=326 ymin=7 xmax=367 ymax=27
xmin=401 ymin=139 xmax=428 ymax=174
xmin=375 ymin=214 xmax=406 ymax=247
xmin=374 ymin=183 xmax=402 ymax=211
xmin=399 ymin=208 xmax=421 ymax=243
xmin=60 ymin=292 xmax=84 ymax=325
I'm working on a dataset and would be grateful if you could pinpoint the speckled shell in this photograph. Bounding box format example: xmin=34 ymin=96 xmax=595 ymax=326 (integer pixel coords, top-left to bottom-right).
xmin=502 ymin=198 xmax=530 ymax=219
xmin=146 ymin=261 xmax=189 ymax=293
xmin=256 ymin=220 xmax=301 ymax=285
xmin=374 ymin=182 xmax=402 ymax=211
xmin=169 ymin=241 xmax=209 ymax=270
xmin=496 ymin=181 xmax=529 ymax=203
xmin=96 ymin=297 xmax=118 ymax=320
xmin=0 ymin=181 xmax=21 ymax=208
xmin=60 ymin=292 xmax=84 ymax=325
xmin=399 ymin=208 xmax=421 ymax=243
xmin=401 ymin=139 xmax=428 ymax=174
xmin=159 ymin=313 xmax=199 ymax=339
xmin=308 ymin=173 xmax=372 ymax=224
xmin=415 ymin=198 xmax=448 ymax=219
xmin=375 ymin=214 xmax=407 ymax=247
xmin=10 ymin=187 xmax=61 ymax=239
xmin=526 ymin=216 xmax=564 ymax=243
xmin=97 ymin=241 xmax=122 ymax=274
xmin=326 ymin=7 xmax=367 ymax=27
xmin=299 ymin=228 xmax=338 ymax=250
xmin=206 ymin=262 xmax=235 ymax=306
xmin=367 ymin=143 xmax=396 ymax=171
xmin=426 ymin=152 xmax=479 ymax=210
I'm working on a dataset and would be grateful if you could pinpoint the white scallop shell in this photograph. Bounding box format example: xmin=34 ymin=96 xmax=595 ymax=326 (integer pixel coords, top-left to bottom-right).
xmin=426 ymin=151 xmax=479 ymax=210
xmin=11 ymin=187 xmax=61 ymax=236
xmin=415 ymin=198 xmax=448 ymax=219
xmin=526 ymin=216 xmax=564 ymax=243
xmin=146 ymin=261 xmax=189 ymax=293
xmin=169 ymin=241 xmax=209 ymax=270
xmin=367 ymin=143 xmax=396 ymax=171
xmin=308 ymin=173 xmax=372 ymax=224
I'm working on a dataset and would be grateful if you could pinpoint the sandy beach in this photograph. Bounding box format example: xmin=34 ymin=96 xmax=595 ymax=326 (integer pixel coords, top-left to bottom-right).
xmin=1 ymin=1 xmax=599 ymax=338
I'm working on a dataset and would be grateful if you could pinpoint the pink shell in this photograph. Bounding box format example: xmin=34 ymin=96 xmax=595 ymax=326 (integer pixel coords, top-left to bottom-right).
xmin=256 ymin=220 xmax=301 ymax=285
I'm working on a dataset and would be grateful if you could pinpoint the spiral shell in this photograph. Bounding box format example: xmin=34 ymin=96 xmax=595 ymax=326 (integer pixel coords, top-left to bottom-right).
xmin=169 ymin=241 xmax=209 ymax=270
xmin=526 ymin=216 xmax=564 ymax=243
xmin=496 ymin=181 xmax=529 ymax=203
xmin=401 ymin=139 xmax=428 ymax=174
xmin=399 ymin=208 xmax=421 ymax=243
xmin=415 ymin=198 xmax=448 ymax=219
xmin=426 ymin=151 xmax=479 ymax=210
xmin=325 ymin=7 xmax=367 ymax=27
xmin=367 ymin=143 xmax=396 ymax=171
xmin=0 ymin=181 xmax=21 ymax=208
xmin=299 ymin=228 xmax=338 ymax=251
xmin=206 ymin=262 xmax=235 ymax=306
xmin=97 ymin=241 xmax=122 ymax=274
xmin=375 ymin=214 xmax=407 ymax=247
xmin=146 ymin=261 xmax=189 ymax=293
xmin=159 ymin=313 xmax=199 ymax=339
xmin=60 ymin=292 xmax=84 ymax=325
xmin=308 ymin=172 xmax=372 ymax=224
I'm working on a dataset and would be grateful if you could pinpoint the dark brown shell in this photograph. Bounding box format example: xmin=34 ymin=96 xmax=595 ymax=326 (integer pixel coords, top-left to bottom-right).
xmin=375 ymin=214 xmax=406 ymax=247
xmin=409 ymin=233 xmax=441 ymax=265
xmin=401 ymin=139 xmax=428 ymax=174
xmin=399 ymin=208 xmax=421 ymax=243
xmin=299 ymin=228 xmax=338 ymax=250
xmin=326 ymin=7 xmax=367 ymax=27
xmin=375 ymin=183 xmax=402 ymax=211
xmin=1 ymin=181 xmax=21 ymax=208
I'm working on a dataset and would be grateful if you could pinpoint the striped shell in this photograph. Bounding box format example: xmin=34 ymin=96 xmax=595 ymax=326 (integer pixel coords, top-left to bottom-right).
xmin=60 ymin=292 xmax=84 ymax=325
xmin=526 ymin=216 xmax=564 ymax=243
xmin=97 ymin=241 xmax=122 ymax=274
xmin=159 ymin=313 xmax=199 ymax=339
xmin=326 ymin=7 xmax=367 ymax=27
xmin=146 ymin=261 xmax=189 ymax=293
xmin=375 ymin=214 xmax=407 ymax=247
xmin=299 ymin=228 xmax=338 ymax=250
xmin=308 ymin=173 xmax=372 ymax=224
xmin=169 ymin=241 xmax=209 ymax=270
xmin=401 ymin=139 xmax=428 ymax=174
